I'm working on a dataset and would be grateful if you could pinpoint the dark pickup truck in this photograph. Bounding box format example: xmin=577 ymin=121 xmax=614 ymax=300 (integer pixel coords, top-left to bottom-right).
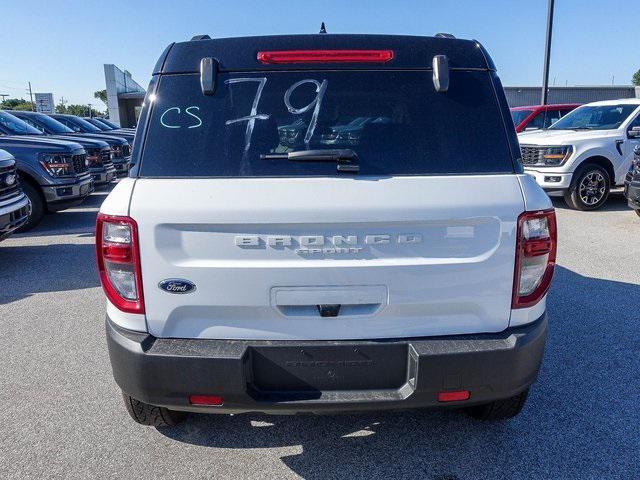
xmin=624 ymin=145 xmax=640 ymax=217
xmin=11 ymin=111 xmax=132 ymax=177
xmin=84 ymin=117 xmax=136 ymax=136
xmin=5 ymin=111 xmax=116 ymax=186
xmin=0 ymin=114 xmax=92 ymax=230
xmin=0 ymin=149 xmax=30 ymax=240
xmin=51 ymin=113 xmax=135 ymax=145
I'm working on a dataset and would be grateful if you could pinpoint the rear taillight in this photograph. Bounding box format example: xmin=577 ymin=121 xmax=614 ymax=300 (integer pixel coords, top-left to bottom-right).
xmin=512 ymin=209 xmax=557 ymax=308
xmin=96 ymin=213 xmax=144 ymax=313
xmin=257 ymin=49 xmax=394 ymax=64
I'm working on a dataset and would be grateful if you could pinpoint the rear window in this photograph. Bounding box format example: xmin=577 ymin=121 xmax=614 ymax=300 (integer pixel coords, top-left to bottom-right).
xmin=139 ymin=70 xmax=514 ymax=177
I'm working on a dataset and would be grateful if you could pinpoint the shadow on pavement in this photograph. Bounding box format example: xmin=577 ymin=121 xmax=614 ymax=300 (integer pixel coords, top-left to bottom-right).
xmin=0 ymin=242 xmax=99 ymax=304
xmin=157 ymin=266 xmax=640 ymax=479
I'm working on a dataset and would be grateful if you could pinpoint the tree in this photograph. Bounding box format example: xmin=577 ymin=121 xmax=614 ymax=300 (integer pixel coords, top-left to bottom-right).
xmin=0 ymin=98 xmax=33 ymax=111
xmin=94 ymin=89 xmax=108 ymax=106
xmin=65 ymin=104 xmax=102 ymax=117
xmin=633 ymin=69 xmax=640 ymax=87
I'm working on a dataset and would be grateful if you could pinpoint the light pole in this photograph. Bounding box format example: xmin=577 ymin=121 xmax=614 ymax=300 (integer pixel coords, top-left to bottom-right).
xmin=541 ymin=0 xmax=555 ymax=105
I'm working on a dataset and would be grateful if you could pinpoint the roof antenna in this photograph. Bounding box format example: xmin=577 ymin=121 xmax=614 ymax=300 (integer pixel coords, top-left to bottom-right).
xmin=319 ymin=22 xmax=327 ymax=34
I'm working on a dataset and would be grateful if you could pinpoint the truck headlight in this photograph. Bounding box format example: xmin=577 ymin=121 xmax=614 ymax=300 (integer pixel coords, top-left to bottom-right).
xmin=39 ymin=153 xmax=73 ymax=177
xmin=540 ymin=146 xmax=573 ymax=166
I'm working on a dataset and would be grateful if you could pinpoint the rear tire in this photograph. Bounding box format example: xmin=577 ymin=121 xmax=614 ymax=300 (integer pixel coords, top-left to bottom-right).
xmin=635 ymin=210 xmax=640 ymax=218
xmin=16 ymin=180 xmax=45 ymax=232
xmin=563 ymin=163 xmax=610 ymax=211
xmin=465 ymin=389 xmax=529 ymax=420
xmin=121 ymin=392 xmax=187 ymax=426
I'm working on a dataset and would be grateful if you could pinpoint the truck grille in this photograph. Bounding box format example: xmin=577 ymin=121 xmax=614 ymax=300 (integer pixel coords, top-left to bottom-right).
xmin=519 ymin=145 xmax=544 ymax=166
xmin=0 ymin=163 xmax=21 ymax=202
xmin=73 ymin=154 xmax=88 ymax=174
xmin=100 ymin=150 xmax=113 ymax=167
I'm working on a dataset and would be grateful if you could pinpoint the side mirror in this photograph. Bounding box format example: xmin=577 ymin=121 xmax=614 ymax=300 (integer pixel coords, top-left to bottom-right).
xmin=628 ymin=126 xmax=640 ymax=139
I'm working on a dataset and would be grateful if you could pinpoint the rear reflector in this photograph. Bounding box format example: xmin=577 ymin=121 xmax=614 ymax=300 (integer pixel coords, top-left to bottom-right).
xmin=189 ymin=395 xmax=224 ymax=406
xmin=257 ymin=49 xmax=394 ymax=64
xmin=437 ymin=390 xmax=470 ymax=402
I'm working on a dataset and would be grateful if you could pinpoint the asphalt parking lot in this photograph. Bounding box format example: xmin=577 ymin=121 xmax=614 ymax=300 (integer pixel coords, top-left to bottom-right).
xmin=1 ymin=186 xmax=639 ymax=480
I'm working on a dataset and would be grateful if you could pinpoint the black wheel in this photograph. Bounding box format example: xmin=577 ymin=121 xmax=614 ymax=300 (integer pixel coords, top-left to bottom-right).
xmin=465 ymin=389 xmax=529 ymax=420
xmin=16 ymin=180 xmax=45 ymax=232
xmin=121 ymin=392 xmax=187 ymax=426
xmin=563 ymin=163 xmax=610 ymax=211
xmin=636 ymin=210 xmax=640 ymax=218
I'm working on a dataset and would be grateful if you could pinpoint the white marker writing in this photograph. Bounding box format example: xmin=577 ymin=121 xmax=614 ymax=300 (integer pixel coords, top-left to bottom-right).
xmin=224 ymin=78 xmax=269 ymax=152
xmin=283 ymin=79 xmax=327 ymax=146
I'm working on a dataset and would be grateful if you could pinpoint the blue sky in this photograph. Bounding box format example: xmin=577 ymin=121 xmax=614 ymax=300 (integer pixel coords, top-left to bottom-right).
xmin=0 ymin=0 xmax=635 ymax=107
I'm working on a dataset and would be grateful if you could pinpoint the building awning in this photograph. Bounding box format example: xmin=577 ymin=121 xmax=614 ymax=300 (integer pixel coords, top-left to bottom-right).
xmin=118 ymin=92 xmax=146 ymax=100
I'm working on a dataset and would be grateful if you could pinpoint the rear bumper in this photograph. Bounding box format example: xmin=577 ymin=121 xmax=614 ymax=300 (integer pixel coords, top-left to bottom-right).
xmin=107 ymin=314 xmax=547 ymax=414
xmin=624 ymin=179 xmax=640 ymax=210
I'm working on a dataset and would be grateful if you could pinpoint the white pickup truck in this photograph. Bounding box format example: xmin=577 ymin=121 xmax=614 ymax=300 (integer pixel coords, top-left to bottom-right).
xmin=518 ymin=99 xmax=640 ymax=210
xmin=97 ymin=33 xmax=555 ymax=426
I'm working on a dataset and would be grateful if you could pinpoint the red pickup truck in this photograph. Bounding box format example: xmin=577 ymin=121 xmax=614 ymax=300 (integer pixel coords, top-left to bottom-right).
xmin=510 ymin=103 xmax=580 ymax=133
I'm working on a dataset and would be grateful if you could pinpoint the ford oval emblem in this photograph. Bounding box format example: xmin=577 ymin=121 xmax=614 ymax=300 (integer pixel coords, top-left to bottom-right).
xmin=5 ymin=174 xmax=16 ymax=186
xmin=158 ymin=279 xmax=197 ymax=294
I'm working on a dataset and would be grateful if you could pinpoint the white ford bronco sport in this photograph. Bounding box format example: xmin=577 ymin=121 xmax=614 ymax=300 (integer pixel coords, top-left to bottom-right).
xmin=97 ymin=33 xmax=556 ymax=426
xmin=518 ymin=99 xmax=640 ymax=210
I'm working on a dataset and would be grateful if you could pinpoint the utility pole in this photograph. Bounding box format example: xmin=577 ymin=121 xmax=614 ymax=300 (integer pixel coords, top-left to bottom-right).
xmin=0 ymin=94 xmax=8 ymax=103
xmin=541 ymin=0 xmax=555 ymax=105
xmin=57 ymin=96 xmax=67 ymax=113
xmin=87 ymin=103 xmax=93 ymax=117
xmin=27 ymin=81 xmax=35 ymax=111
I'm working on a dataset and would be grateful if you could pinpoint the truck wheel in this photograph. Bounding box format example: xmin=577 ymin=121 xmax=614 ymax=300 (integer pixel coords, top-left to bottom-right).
xmin=16 ymin=181 xmax=45 ymax=232
xmin=563 ymin=163 xmax=610 ymax=211
xmin=636 ymin=210 xmax=640 ymax=218
xmin=122 ymin=392 xmax=187 ymax=426
xmin=465 ymin=389 xmax=529 ymax=420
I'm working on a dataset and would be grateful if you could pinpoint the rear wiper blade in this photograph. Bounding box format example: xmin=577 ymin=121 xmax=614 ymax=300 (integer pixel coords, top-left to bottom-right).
xmin=261 ymin=149 xmax=359 ymax=173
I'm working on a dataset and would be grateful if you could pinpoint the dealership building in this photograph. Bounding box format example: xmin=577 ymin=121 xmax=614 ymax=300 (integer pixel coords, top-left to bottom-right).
xmin=505 ymin=85 xmax=640 ymax=107
xmin=103 ymin=64 xmax=145 ymax=127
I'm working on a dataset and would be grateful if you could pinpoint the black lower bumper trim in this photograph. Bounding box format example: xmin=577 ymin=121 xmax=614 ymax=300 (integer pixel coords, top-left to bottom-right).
xmin=624 ymin=180 xmax=640 ymax=210
xmin=107 ymin=315 xmax=547 ymax=414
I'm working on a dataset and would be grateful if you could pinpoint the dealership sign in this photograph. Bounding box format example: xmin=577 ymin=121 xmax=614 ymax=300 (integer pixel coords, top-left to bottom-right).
xmin=34 ymin=93 xmax=55 ymax=113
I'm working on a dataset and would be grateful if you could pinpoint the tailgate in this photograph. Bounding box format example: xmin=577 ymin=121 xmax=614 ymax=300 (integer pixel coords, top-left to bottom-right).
xmin=131 ymin=175 xmax=524 ymax=340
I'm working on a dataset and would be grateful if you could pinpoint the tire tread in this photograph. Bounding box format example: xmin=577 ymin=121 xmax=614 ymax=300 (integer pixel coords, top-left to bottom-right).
xmin=465 ymin=389 xmax=529 ymax=420
xmin=122 ymin=392 xmax=186 ymax=427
